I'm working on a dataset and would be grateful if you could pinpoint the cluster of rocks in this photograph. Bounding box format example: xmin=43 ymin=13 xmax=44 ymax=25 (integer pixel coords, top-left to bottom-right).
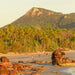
xmin=0 ymin=56 xmax=47 ymax=75
xmin=52 ymin=48 xmax=75 ymax=65
xmin=33 ymin=60 xmax=51 ymax=64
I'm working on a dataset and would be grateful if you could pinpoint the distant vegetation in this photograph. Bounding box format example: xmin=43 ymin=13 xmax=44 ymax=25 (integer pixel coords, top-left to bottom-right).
xmin=11 ymin=7 xmax=75 ymax=29
xmin=0 ymin=25 xmax=75 ymax=53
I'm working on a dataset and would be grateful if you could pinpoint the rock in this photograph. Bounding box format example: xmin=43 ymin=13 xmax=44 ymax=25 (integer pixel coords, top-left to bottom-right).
xmin=31 ymin=68 xmax=36 ymax=71
xmin=31 ymin=72 xmax=40 ymax=75
xmin=18 ymin=61 xmax=24 ymax=63
xmin=52 ymin=48 xmax=65 ymax=65
xmin=56 ymin=71 xmax=60 ymax=73
xmin=72 ymin=60 xmax=75 ymax=63
xmin=33 ymin=60 xmax=40 ymax=63
xmin=23 ymin=64 xmax=34 ymax=70
xmin=9 ymin=70 xmax=18 ymax=75
xmin=52 ymin=48 xmax=75 ymax=66
xmin=46 ymin=61 xmax=52 ymax=63
xmin=0 ymin=70 xmax=9 ymax=75
xmin=39 ymin=61 xmax=45 ymax=64
xmin=37 ymin=69 xmax=45 ymax=72
xmin=36 ymin=66 xmax=45 ymax=72
xmin=0 ymin=57 xmax=10 ymax=62
xmin=37 ymin=66 xmax=46 ymax=69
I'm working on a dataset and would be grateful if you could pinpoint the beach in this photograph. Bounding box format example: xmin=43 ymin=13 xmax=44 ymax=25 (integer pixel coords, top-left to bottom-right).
xmin=0 ymin=51 xmax=75 ymax=75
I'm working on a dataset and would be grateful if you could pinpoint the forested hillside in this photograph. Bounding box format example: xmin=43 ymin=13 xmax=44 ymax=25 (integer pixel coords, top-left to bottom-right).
xmin=0 ymin=25 xmax=75 ymax=53
xmin=11 ymin=7 xmax=75 ymax=29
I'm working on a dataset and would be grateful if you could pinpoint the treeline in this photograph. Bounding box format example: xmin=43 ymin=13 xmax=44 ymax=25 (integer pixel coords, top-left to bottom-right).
xmin=0 ymin=25 xmax=75 ymax=53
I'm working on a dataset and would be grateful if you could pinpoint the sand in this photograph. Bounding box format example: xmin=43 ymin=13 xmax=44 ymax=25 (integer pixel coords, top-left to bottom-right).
xmin=0 ymin=51 xmax=75 ymax=75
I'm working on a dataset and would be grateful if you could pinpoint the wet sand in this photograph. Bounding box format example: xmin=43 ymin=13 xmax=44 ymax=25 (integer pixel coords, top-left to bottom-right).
xmin=2 ymin=51 xmax=75 ymax=75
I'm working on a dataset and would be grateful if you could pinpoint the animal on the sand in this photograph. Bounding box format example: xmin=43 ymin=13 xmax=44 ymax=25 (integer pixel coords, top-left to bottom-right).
xmin=0 ymin=57 xmax=10 ymax=62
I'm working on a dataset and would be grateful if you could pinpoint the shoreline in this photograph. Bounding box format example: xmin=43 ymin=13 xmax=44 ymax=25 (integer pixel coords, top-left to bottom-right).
xmin=0 ymin=50 xmax=75 ymax=57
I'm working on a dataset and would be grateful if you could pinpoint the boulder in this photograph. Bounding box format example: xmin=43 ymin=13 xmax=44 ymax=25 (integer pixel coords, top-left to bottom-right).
xmin=0 ymin=57 xmax=10 ymax=62
xmin=52 ymin=48 xmax=75 ymax=66
xmin=52 ymin=48 xmax=65 ymax=65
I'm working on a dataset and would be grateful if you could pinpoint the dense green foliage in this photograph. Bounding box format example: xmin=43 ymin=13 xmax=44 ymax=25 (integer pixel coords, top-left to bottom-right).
xmin=11 ymin=7 xmax=75 ymax=29
xmin=0 ymin=25 xmax=75 ymax=53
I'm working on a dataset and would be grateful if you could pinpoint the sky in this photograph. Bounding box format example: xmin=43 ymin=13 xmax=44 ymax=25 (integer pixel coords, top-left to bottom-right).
xmin=0 ymin=0 xmax=75 ymax=27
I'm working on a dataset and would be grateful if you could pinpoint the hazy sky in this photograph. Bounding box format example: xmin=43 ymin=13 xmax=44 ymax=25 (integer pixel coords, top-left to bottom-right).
xmin=0 ymin=0 xmax=75 ymax=27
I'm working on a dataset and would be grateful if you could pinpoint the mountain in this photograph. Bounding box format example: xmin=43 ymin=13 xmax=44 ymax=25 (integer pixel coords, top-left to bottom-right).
xmin=11 ymin=7 xmax=75 ymax=29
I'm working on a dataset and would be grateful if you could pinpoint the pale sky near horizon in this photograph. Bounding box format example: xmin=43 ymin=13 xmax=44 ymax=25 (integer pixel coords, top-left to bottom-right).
xmin=0 ymin=0 xmax=75 ymax=27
